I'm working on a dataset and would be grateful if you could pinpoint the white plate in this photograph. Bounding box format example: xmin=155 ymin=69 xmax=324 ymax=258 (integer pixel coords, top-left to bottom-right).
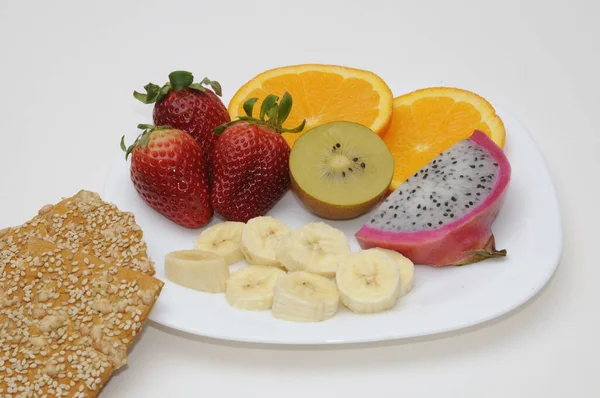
xmin=102 ymin=106 xmax=562 ymax=345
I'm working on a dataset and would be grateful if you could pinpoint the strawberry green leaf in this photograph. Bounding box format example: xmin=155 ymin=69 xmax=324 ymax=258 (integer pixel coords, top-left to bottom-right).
xmin=201 ymin=77 xmax=223 ymax=97
xmin=281 ymin=119 xmax=306 ymax=134
xmin=277 ymin=91 xmax=293 ymax=125
xmin=259 ymin=94 xmax=279 ymax=120
xmin=188 ymin=83 xmax=207 ymax=92
xmin=157 ymin=84 xmax=172 ymax=102
xmin=133 ymin=91 xmax=148 ymax=103
xmin=243 ymin=98 xmax=258 ymax=117
xmin=125 ymin=143 xmax=136 ymax=160
xmin=218 ymin=92 xmax=301 ymax=135
xmin=120 ymin=136 xmax=127 ymax=152
xmin=137 ymin=124 xmax=154 ymax=130
xmin=145 ymin=83 xmax=160 ymax=101
xmin=133 ymin=82 xmax=161 ymax=104
xmin=266 ymin=103 xmax=279 ymax=122
xmin=124 ymin=135 xmax=139 ymax=160
xmin=213 ymin=120 xmax=241 ymax=135
xmin=138 ymin=131 xmax=150 ymax=149
xmin=169 ymin=71 xmax=194 ymax=90
xmin=213 ymin=124 xmax=228 ymax=135
xmin=210 ymin=81 xmax=222 ymax=96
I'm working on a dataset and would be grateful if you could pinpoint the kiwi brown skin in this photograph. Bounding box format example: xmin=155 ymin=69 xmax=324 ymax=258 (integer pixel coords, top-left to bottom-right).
xmin=290 ymin=172 xmax=389 ymax=220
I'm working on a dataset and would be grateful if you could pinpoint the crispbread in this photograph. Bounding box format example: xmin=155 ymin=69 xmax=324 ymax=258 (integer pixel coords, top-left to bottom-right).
xmin=0 ymin=231 xmax=163 ymax=397
xmin=36 ymin=190 xmax=155 ymax=275
xmin=0 ymin=191 xmax=164 ymax=397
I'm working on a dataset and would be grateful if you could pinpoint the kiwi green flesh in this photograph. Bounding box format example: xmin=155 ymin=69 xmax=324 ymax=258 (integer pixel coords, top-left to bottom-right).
xmin=289 ymin=121 xmax=394 ymax=207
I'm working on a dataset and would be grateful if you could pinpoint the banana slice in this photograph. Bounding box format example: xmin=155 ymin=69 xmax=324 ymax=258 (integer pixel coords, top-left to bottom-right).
xmin=226 ymin=265 xmax=287 ymax=310
xmin=194 ymin=221 xmax=245 ymax=265
xmin=276 ymin=222 xmax=350 ymax=278
xmin=272 ymin=271 xmax=339 ymax=322
xmin=239 ymin=216 xmax=291 ymax=267
xmin=165 ymin=250 xmax=229 ymax=293
xmin=373 ymin=248 xmax=415 ymax=298
xmin=335 ymin=249 xmax=401 ymax=314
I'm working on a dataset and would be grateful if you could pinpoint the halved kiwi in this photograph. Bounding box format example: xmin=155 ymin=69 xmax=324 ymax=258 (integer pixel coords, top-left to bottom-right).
xmin=289 ymin=121 xmax=394 ymax=220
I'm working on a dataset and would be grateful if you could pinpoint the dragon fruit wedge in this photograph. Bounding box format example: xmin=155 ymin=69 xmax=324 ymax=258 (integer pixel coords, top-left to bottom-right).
xmin=355 ymin=130 xmax=511 ymax=267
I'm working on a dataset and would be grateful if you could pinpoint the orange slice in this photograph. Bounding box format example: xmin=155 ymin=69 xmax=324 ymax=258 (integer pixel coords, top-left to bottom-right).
xmin=227 ymin=64 xmax=394 ymax=147
xmin=384 ymin=87 xmax=506 ymax=191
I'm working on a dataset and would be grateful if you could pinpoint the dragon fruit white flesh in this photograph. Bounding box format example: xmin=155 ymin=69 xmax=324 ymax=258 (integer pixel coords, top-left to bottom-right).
xmin=355 ymin=130 xmax=511 ymax=266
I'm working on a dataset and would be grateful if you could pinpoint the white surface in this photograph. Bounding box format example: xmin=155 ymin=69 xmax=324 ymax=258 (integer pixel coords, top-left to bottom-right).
xmin=0 ymin=0 xmax=597 ymax=396
xmin=102 ymin=106 xmax=561 ymax=344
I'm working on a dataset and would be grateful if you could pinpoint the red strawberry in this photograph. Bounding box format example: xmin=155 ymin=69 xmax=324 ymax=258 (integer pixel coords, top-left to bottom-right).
xmin=133 ymin=71 xmax=230 ymax=176
xmin=211 ymin=93 xmax=305 ymax=222
xmin=121 ymin=124 xmax=213 ymax=228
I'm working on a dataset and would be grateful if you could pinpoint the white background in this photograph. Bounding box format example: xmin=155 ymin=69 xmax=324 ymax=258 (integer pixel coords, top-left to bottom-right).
xmin=0 ymin=0 xmax=597 ymax=397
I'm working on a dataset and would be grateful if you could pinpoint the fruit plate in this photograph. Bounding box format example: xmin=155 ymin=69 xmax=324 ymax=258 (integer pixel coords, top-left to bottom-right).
xmin=102 ymin=106 xmax=562 ymax=345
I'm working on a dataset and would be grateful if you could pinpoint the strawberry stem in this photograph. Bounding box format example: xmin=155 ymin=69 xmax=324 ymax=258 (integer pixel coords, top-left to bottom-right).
xmin=214 ymin=92 xmax=305 ymax=135
xmin=169 ymin=71 xmax=193 ymax=90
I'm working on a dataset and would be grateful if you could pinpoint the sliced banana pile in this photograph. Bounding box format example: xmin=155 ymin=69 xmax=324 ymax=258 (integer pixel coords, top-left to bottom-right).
xmin=164 ymin=215 xmax=416 ymax=323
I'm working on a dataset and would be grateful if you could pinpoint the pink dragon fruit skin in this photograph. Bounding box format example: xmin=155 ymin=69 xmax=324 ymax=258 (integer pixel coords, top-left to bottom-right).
xmin=355 ymin=130 xmax=511 ymax=267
